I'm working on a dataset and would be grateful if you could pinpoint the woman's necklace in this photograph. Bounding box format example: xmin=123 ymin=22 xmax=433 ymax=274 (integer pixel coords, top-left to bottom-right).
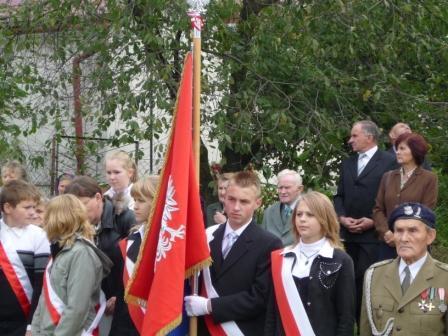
xmin=300 ymin=250 xmax=319 ymax=265
xmin=400 ymin=166 xmax=417 ymax=189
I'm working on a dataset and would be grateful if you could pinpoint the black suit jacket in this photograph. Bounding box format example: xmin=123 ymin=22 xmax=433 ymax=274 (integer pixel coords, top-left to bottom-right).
xmin=334 ymin=149 xmax=395 ymax=243
xmin=199 ymin=221 xmax=282 ymax=335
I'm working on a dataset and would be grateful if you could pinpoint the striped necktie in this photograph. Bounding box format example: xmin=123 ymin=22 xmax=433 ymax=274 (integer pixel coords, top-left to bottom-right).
xmin=282 ymin=204 xmax=292 ymax=223
xmin=401 ymin=266 xmax=411 ymax=294
xmin=222 ymin=232 xmax=238 ymax=259
xmin=357 ymin=153 xmax=368 ymax=175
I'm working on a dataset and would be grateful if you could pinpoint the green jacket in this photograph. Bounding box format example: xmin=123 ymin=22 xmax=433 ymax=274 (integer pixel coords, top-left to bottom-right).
xmin=32 ymin=238 xmax=112 ymax=336
xmin=360 ymin=256 xmax=448 ymax=336
xmin=261 ymin=202 xmax=295 ymax=246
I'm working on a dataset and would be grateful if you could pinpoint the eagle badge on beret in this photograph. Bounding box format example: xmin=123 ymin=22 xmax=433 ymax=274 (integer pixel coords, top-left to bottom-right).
xmin=404 ymin=205 xmax=414 ymax=216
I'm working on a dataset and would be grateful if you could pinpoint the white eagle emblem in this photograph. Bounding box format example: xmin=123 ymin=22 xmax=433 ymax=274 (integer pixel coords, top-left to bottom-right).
xmin=404 ymin=205 xmax=413 ymax=216
xmin=155 ymin=175 xmax=186 ymax=267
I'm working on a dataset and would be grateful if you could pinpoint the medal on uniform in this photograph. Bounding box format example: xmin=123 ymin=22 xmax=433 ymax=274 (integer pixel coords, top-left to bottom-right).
xmin=438 ymin=288 xmax=447 ymax=313
xmin=418 ymin=288 xmax=429 ymax=312
xmin=427 ymin=287 xmax=436 ymax=312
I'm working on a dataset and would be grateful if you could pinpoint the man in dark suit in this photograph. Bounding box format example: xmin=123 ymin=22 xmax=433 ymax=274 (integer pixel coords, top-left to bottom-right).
xmin=388 ymin=122 xmax=431 ymax=170
xmin=184 ymin=171 xmax=282 ymax=335
xmin=334 ymin=120 xmax=395 ymax=326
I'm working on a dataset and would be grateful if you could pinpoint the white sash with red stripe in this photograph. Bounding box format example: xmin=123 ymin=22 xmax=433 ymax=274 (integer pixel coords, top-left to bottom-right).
xmin=271 ymin=248 xmax=316 ymax=336
xmin=201 ymin=225 xmax=244 ymax=336
xmin=0 ymin=232 xmax=32 ymax=316
xmin=118 ymin=237 xmax=145 ymax=332
xmin=43 ymin=258 xmax=106 ymax=335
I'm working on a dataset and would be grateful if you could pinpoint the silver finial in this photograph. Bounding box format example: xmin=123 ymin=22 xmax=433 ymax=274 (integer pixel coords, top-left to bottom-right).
xmin=187 ymin=0 xmax=210 ymax=13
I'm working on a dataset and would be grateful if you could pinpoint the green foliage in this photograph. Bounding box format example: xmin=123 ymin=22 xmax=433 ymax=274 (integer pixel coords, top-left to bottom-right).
xmin=0 ymin=0 xmax=447 ymax=210
xmin=433 ymin=170 xmax=448 ymax=263
xmin=207 ymin=0 xmax=448 ymax=182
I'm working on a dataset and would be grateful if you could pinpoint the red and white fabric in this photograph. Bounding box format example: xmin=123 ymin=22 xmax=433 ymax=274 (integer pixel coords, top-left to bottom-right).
xmin=43 ymin=258 xmax=106 ymax=336
xmin=201 ymin=224 xmax=244 ymax=336
xmin=118 ymin=237 xmax=145 ymax=332
xmin=271 ymin=249 xmax=316 ymax=336
xmin=0 ymin=238 xmax=32 ymax=316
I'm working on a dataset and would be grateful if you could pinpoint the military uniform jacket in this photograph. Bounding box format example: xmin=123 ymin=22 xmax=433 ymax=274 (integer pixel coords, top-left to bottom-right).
xmin=360 ymin=256 xmax=448 ymax=336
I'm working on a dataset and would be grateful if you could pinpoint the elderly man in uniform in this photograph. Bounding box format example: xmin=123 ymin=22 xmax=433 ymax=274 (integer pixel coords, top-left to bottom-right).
xmin=262 ymin=169 xmax=303 ymax=246
xmin=360 ymin=202 xmax=448 ymax=335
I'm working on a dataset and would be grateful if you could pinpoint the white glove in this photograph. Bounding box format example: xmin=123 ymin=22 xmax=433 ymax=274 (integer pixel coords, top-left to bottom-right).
xmin=184 ymin=295 xmax=210 ymax=316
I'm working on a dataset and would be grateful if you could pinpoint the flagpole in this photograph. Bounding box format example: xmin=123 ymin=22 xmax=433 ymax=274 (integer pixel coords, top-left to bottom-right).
xmin=187 ymin=1 xmax=209 ymax=335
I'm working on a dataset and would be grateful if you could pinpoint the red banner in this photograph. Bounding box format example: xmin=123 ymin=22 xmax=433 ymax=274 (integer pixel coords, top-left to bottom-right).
xmin=126 ymin=52 xmax=211 ymax=335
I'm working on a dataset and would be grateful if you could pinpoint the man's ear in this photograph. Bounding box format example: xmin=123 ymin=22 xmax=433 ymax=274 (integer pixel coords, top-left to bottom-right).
xmin=427 ymin=228 xmax=436 ymax=246
xmin=255 ymin=197 xmax=262 ymax=209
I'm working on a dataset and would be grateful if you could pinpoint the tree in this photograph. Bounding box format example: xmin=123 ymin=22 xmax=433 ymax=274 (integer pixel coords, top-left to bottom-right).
xmin=0 ymin=0 xmax=447 ymax=198
xmin=205 ymin=0 xmax=448 ymax=186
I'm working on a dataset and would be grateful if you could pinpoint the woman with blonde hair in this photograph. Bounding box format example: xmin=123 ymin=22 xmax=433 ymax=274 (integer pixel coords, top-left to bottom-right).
xmin=110 ymin=175 xmax=159 ymax=336
xmin=265 ymin=191 xmax=355 ymax=336
xmin=31 ymin=194 xmax=112 ymax=336
xmin=104 ymin=150 xmax=138 ymax=211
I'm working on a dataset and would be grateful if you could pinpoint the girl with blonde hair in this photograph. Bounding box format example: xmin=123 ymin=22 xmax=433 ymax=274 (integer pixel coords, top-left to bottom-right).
xmin=266 ymin=191 xmax=355 ymax=336
xmin=110 ymin=175 xmax=159 ymax=336
xmin=32 ymin=194 xmax=112 ymax=336
xmin=104 ymin=150 xmax=138 ymax=210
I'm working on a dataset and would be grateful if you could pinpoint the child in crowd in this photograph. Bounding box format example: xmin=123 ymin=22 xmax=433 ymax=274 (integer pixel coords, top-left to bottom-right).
xmin=1 ymin=160 xmax=28 ymax=184
xmin=0 ymin=180 xmax=50 ymax=336
xmin=110 ymin=175 xmax=159 ymax=336
xmin=30 ymin=197 xmax=49 ymax=228
xmin=265 ymin=191 xmax=355 ymax=336
xmin=55 ymin=172 xmax=75 ymax=195
xmin=104 ymin=151 xmax=138 ymax=211
xmin=64 ymin=175 xmax=135 ymax=334
xmin=31 ymin=194 xmax=112 ymax=335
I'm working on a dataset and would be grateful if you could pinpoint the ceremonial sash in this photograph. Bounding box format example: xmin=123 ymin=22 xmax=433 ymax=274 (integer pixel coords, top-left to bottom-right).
xmin=43 ymin=258 xmax=106 ymax=336
xmin=202 ymin=224 xmax=244 ymax=336
xmin=271 ymin=249 xmax=316 ymax=336
xmin=0 ymin=239 xmax=32 ymax=316
xmin=118 ymin=238 xmax=145 ymax=332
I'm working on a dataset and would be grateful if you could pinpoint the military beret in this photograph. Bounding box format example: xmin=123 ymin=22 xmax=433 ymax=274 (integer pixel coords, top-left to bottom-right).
xmin=389 ymin=202 xmax=436 ymax=230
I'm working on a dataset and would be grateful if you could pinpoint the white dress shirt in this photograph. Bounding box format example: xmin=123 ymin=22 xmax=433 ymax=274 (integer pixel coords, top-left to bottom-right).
xmin=221 ymin=220 xmax=251 ymax=254
xmin=285 ymin=237 xmax=334 ymax=278
xmin=399 ymin=253 xmax=428 ymax=285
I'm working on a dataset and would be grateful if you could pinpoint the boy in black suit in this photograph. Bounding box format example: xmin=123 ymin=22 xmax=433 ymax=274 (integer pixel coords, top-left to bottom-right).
xmin=185 ymin=171 xmax=282 ymax=335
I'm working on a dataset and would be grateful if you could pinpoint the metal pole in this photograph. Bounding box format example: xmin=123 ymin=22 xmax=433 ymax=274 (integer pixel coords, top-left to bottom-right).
xmin=50 ymin=136 xmax=57 ymax=196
